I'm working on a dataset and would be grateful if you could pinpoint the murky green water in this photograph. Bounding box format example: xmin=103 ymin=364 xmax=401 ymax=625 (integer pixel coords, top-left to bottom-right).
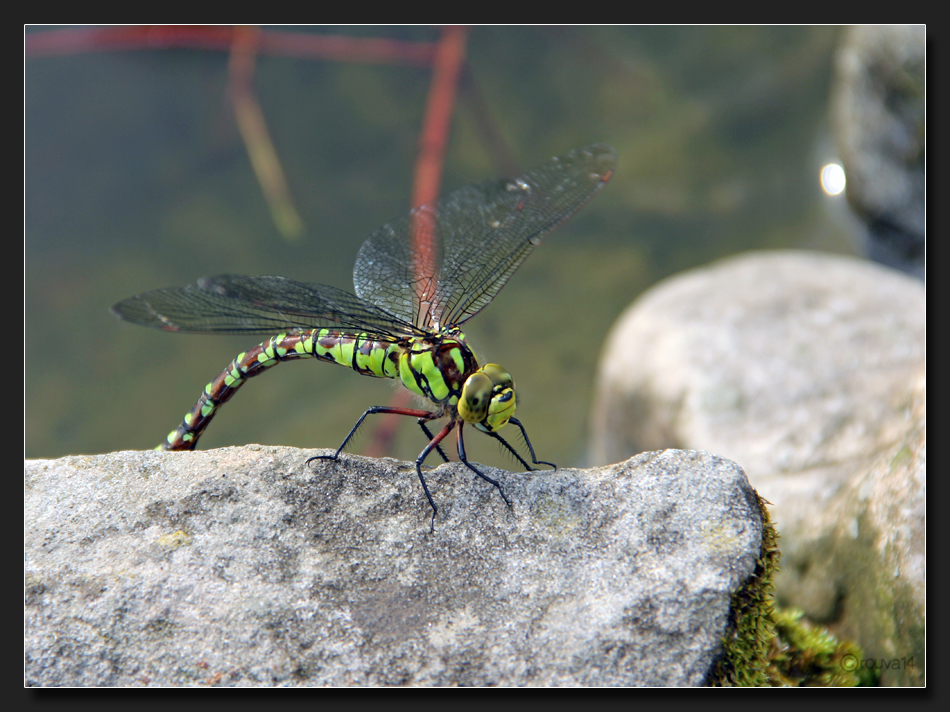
xmin=26 ymin=26 xmax=857 ymax=467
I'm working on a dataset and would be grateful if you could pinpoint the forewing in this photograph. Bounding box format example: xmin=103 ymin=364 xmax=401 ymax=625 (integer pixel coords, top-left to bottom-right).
xmin=111 ymin=274 xmax=419 ymax=338
xmin=353 ymin=144 xmax=616 ymax=328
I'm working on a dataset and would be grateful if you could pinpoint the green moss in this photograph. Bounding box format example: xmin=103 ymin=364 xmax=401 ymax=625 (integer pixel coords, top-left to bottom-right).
xmin=765 ymin=608 xmax=878 ymax=686
xmin=708 ymin=492 xmax=874 ymax=686
xmin=708 ymin=491 xmax=781 ymax=686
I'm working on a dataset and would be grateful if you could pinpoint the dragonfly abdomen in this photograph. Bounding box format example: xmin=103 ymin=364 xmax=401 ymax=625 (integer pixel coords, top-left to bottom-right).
xmin=161 ymin=329 xmax=402 ymax=450
xmin=303 ymin=329 xmax=402 ymax=378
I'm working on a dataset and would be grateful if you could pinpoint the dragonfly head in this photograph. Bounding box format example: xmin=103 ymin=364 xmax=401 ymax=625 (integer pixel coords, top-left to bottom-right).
xmin=458 ymin=363 xmax=516 ymax=433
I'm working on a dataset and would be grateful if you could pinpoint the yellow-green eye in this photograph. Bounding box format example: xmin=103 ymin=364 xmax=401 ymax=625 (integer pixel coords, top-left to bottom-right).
xmin=481 ymin=363 xmax=513 ymax=390
xmin=459 ymin=372 xmax=493 ymax=423
xmin=460 ymin=364 xmax=517 ymax=431
xmin=482 ymin=385 xmax=516 ymax=432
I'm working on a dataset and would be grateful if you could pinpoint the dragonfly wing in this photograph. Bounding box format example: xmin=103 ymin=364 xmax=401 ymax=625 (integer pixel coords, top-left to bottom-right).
xmin=353 ymin=144 xmax=616 ymax=329
xmin=111 ymin=274 xmax=419 ymax=337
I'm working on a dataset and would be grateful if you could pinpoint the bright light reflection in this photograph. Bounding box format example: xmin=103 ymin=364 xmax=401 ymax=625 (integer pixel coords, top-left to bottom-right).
xmin=820 ymin=163 xmax=846 ymax=196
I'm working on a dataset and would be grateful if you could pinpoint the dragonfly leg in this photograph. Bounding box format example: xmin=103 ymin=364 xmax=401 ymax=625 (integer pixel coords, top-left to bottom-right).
xmin=457 ymin=422 xmax=511 ymax=507
xmin=418 ymin=418 xmax=451 ymax=463
xmin=506 ymin=417 xmax=557 ymax=470
xmin=306 ymin=406 xmax=436 ymax=466
xmin=484 ymin=430 xmax=535 ymax=471
xmin=415 ymin=420 xmax=457 ymax=532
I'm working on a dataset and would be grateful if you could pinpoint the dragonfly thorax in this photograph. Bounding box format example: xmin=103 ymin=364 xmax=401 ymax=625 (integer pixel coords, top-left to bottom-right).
xmin=395 ymin=329 xmax=515 ymax=433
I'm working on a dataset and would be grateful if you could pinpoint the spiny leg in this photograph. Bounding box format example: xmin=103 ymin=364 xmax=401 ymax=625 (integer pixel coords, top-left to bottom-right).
xmin=506 ymin=417 xmax=557 ymax=470
xmin=414 ymin=420 xmax=457 ymax=532
xmin=306 ymin=406 xmax=437 ymax=466
xmin=457 ymin=422 xmax=511 ymax=507
xmin=418 ymin=419 xmax=451 ymax=463
xmin=484 ymin=430 xmax=537 ymax=471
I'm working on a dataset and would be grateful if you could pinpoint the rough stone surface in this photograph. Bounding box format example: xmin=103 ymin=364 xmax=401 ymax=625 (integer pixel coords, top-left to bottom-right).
xmin=588 ymin=250 xmax=925 ymax=684
xmin=25 ymin=446 xmax=761 ymax=687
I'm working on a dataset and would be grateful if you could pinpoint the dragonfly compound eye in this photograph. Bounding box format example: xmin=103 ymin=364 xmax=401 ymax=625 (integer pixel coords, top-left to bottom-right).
xmin=459 ymin=372 xmax=493 ymax=423
xmin=481 ymin=363 xmax=514 ymax=390
xmin=467 ymin=364 xmax=516 ymax=433
xmin=483 ymin=383 xmax=516 ymax=433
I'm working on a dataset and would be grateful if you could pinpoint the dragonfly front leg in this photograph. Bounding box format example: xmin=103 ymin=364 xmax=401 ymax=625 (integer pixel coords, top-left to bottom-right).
xmin=505 ymin=417 xmax=557 ymax=470
xmin=306 ymin=405 xmax=436 ymax=466
xmin=456 ymin=422 xmax=511 ymax=507
xmin=484 ymin=431 xmax=535 ymax=471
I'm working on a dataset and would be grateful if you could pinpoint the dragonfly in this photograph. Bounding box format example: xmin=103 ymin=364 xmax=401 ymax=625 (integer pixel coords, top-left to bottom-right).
xmin=112 ymin=144 xmax=617 ymax=530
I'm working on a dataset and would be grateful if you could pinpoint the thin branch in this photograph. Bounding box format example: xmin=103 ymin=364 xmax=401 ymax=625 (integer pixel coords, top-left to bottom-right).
xmin=228 ymin=26 xmax=304 ymax=242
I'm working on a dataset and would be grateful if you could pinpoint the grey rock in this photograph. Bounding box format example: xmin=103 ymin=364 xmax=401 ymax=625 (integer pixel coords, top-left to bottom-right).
xmin=781 ymin=373 xmax=925 ymax=686
xmin=832 ymin=25 xmax=925 ymax=277
xmin=25 ymin=446 xmax=762 ymax=687
xmin=589 ymin=250 xmax=925 ymax=684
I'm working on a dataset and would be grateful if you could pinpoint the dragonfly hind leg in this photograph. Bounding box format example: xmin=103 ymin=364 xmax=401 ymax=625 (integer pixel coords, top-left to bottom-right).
xmin=308 ymin=405 xmax=451 ymax=533
xmin=306 ymin=405 xmax=437 ymax=466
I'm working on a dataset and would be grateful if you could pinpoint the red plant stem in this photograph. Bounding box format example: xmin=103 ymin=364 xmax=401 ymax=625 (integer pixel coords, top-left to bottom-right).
xmin=411 ymin=25 xmax=467 ymax=210
xmin=364 ymin=25 xmax=468 ymax=459
xmin=25 ymin=25 xmax=436 ymax=66
xmin=410 ymin=25 xmax=467 ymax=328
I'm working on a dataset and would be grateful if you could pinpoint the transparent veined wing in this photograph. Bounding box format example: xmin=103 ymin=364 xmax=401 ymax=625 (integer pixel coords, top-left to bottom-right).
xmin=111 ymin=274 xmax=423 ymax=338
xmin=353 ymin=144 xmax=617 ymax=329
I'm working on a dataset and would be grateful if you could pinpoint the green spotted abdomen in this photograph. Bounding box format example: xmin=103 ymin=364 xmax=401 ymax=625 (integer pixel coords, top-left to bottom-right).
xmin=162 ymin=329 xmax=403 ymax=450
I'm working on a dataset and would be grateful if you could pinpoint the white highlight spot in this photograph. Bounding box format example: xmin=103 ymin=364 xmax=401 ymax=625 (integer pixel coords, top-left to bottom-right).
xmin=820 ymin=163 xmax=846 ymax=196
